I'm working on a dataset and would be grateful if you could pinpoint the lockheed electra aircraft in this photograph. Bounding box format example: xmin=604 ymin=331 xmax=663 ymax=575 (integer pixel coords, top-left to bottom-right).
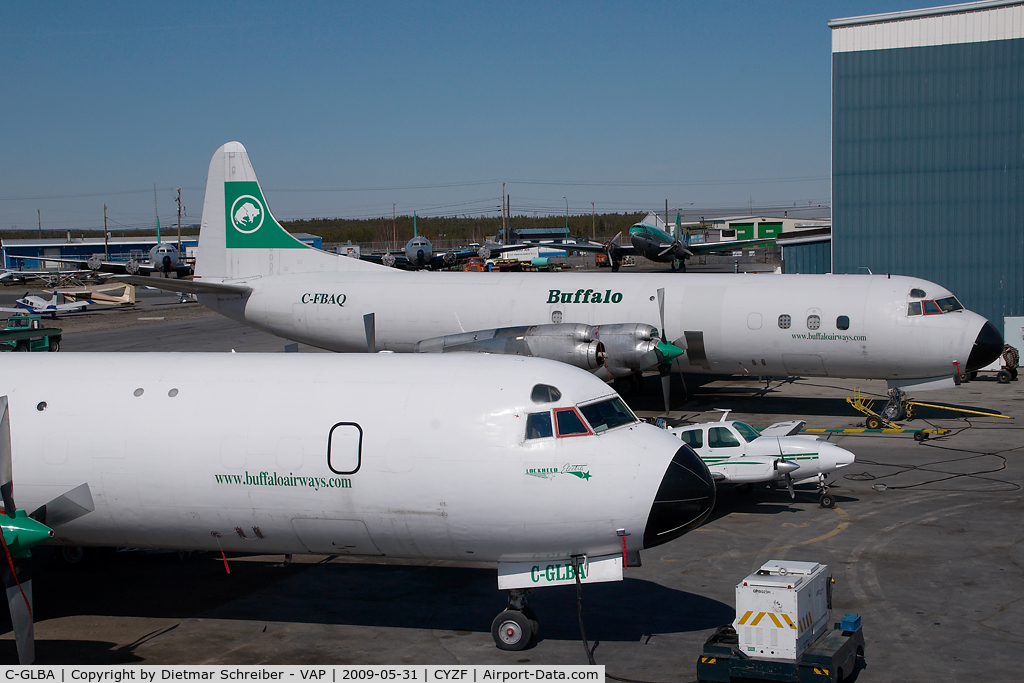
xmin=129 ymin=142 xmax=1004 ymax=410
xmin=0 ymin=352 xmax=715 ymax=660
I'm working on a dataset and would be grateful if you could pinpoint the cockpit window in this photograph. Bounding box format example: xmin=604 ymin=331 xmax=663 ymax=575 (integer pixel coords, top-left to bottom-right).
xmin=733 ymin=422 xmax=761 ymax=443
xmin=578 ymin=397 xmax=636 ymax=433
xmin=525 ymin=412 xmax=553 ymax=439
xmin=910 ymin=288 xmax=927 ymax=298
xmin=923 ymin=300 xmax=941 ymax=315
xmin=907 ymin=301 xmax=923 ymax=316
xmin=708 ymin=426 xmax=741 ymax=448
xmin=936 ymin=296 xmax=963 ymax=312
xmin=554 ymin=408 xmax=592 ymax=437
xmin=531 ymin=384 xmax=562 ymax=403
xmin=679 ymin=429 xmax=703 ymax=449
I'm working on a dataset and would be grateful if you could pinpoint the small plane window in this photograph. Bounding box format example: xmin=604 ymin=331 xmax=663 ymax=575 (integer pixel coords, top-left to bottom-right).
xmin=910 ymin=288 xmax=927 ymax=298
xmin=837 ymin=315 xmax=850 ymax=330
xmin=807 ymin=315 xmax=821 ymax=331
xmin=531 ymin=384 xmax=562 ymax=403
xmin=923 ymin=300 xmax=942 ymax=315
xmin=555 ymin=408 xmax=592 ymax=437
xmin=578 ymin=397 xmax=636 ymax=433
xmin=525 ymin=412 xmax=553 ymax=439
xmin=936 ymin=296 xmax=963 ymax=312
xmin=679 ymin=429 xmax=703 ymax=449
xmin=708 ymin=426 xmax=741 ymax=448
xmin=733 ymin=422 xmax=761 ymax=443
xmin=907 ymin=301 xmax=923 ymax=316
xmin=778 ymin=315 xmax=791 ymax=329
xmin=328 ymin=422 xmax=362 ymax=474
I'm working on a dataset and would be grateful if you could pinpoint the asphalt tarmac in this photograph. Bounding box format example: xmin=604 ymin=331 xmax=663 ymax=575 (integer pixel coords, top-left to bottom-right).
xmin=0 ymin=283 xmax=1021 ymax=681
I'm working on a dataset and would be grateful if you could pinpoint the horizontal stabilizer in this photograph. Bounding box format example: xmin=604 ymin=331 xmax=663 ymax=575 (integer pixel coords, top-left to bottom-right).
xmin=759 ymin=420 xmax=806 ymax=437
xmin=119 ymin=276 xmax=250 ymax=297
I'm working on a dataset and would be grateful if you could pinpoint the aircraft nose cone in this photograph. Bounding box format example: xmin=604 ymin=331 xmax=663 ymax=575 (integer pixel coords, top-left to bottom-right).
xmin=643 ymin=444 xmax=716 ymax=549
xmin=161 ymin=255 xmax=173 ymax=270
xmin=822 ymin=441 xmax=856 ymax=468
xmin=966 ymin=321 xmax=1003 ymax=371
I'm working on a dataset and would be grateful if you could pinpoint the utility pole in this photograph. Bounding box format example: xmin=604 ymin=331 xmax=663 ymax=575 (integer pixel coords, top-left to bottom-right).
xmin=103 ymin=203 xmax=109 ymax=260
xmin=37 ymin=209 xmax=41 ymax=235
xmin=175 ymin=188 xmax=182 ymax=254
xmin=665 ymin=199 xmax=669 ymax=237
xmin=392 ymin=203 xmax=396 ymax=251
xmin=501 ymin=181 xmax=506 ymax=243
xmin=153 ymin=184 xmax=161 ymax=244
xmin=591 ymin=202 xmax=595 ymax=240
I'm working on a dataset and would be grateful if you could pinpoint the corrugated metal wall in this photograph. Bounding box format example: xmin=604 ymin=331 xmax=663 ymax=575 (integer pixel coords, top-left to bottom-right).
xmin=783 ymin=241 xmax=832 ymax=274
xmin=832 ymin=37 xmax=1024 ymax=333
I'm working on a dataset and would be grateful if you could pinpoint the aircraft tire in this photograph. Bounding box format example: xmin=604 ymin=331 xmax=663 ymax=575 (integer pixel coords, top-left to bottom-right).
xmin=820 ymin=494 xmax=835 ymax=509
xmin=997 ymin=369 xmax=1012 ymax=384
xmin=1011 ymin=368 xmax=1018 ymax=380
xmin=522 ymin=605 xmax=540 ymax=640
xmin=491 ymin=609 xmax=533 ymax=651
xmin=970 ymin=371 xmax=979 ymax=380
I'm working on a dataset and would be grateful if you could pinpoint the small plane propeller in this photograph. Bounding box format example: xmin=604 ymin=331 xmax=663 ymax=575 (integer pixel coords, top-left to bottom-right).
xmin=774 ymin=452 xmax=800 ymax=500
xmin=0 ymin=395 xmax=96 ymax=664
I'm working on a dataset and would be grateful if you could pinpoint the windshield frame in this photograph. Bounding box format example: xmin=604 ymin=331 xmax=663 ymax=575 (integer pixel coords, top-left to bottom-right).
xmin=732 ymin=421 xmax=761 ymax=443
xmin=577 ymin=396 xmax=638 ymax=433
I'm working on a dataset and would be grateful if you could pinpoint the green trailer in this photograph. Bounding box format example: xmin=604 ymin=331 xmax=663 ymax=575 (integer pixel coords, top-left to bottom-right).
xmin=0 ymin=315 xmax=62 ymax=352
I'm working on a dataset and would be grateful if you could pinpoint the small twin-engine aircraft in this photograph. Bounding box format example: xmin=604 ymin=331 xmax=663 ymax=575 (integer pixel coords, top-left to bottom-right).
xmin=0 ymin=352 xmax=715 ymax=660
xmin=125 ymin=142 xmax=1004 ymax=419
xmin=0 ymin=293 xmax=90 ymax=317
xmin=667 ymin=416 xmax=854 ymax=508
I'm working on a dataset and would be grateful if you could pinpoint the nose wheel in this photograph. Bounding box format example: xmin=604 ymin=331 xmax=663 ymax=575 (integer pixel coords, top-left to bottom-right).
xmin=491 ymin=590 xmax=538 ymax=651
xmin=817 ymin=473 xmax=836 ymax=509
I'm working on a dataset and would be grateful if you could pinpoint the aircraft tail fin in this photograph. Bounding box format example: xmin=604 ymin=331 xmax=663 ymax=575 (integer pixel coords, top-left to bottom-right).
xmin=194 ymin=142 xmax=380 ymax=280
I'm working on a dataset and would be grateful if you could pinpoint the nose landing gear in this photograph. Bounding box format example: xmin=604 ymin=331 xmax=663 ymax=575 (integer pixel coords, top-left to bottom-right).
xmin=491 ymin=589 xmax=539 ymax=651
xmin=817 ymin=473 xmax=836 ymax=509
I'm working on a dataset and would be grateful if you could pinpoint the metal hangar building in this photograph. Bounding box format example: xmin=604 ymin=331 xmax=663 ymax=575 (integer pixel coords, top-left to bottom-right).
xmin=829 ymin=0 xmax=1024 ymax=334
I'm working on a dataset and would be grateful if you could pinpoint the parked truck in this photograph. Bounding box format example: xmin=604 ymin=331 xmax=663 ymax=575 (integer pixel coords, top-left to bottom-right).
xmin=0 ymin=315 xmax=62 ymax=352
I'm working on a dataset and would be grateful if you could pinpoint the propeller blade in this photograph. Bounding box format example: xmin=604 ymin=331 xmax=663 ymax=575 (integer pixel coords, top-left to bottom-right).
xmin=0 ymin=397 xmax=15 ymax=518
xmin=363 ymin=313 xmax=376 ymax=354
xmin=785 ymin=473 xmax=795 ymax=500
xmin=656 ymin=288 xmax=667 ymax=341
xmin=660 ymin=371 xmax=671 ymax=416
xmin=611 ymin=231 xmax=622 ymax=244
xmin=29 ymin=483 xmax=94 ymax=529
xmin=3 ymin=574 xmax=33 ymax=664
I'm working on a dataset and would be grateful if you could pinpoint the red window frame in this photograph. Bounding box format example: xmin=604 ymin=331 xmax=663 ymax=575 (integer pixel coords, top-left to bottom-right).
xmin=553 ymin=407 xmax=593 ymax=438
xmin=922 ymin=300 xmax=943 ymax=315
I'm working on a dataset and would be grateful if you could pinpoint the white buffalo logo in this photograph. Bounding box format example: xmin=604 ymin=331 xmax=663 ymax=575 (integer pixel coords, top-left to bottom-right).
xmin=230 ymin=195 xmax=265 ymax=234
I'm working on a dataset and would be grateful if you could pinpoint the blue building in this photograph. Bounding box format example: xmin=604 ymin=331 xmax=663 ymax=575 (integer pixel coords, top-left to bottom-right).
xmin=830 ymin=1 xmax=1024 ymax=333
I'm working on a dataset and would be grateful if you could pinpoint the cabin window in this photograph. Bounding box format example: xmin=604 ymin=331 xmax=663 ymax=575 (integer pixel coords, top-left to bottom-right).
xmin=836 ymin=315 xmax=850 ymax=330
xmin=525 ymin=412 xmax=553 ymax=439
xmin=910 ymin=288 xmax=926 ymax=298
xmin=554 ymin=408 xmax=592 ymax=437
xmin=923 ymin=300 xmax=942 ymax=315
xmin=807 ymin=315 xmax=821 ymax=331
xmin=733 ymin=422 xmax=761 ymax=443
xmin=936 ymin=296 xmax=963 ymax=312
xmin=578 ymin=397 xmax=635 ymax=433
xmin=708 ymin=427 xmax=740 ymax=449
xmin=327 ymin=422 xmax=362 ymax=474
xmin=778 ymin=314 xmax=791 ymax=329
xmin=907 ymin=302 xmax=923 ymax=316
xmin=679 ymin=429 xmax=703 ymax=449
xmin=531 ymin=384 xmax=562 ymax=403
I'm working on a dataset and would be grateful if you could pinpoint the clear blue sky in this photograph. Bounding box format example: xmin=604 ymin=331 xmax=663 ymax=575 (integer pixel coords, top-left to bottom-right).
xmin=0 ymin=1 xmax=940 ymax=232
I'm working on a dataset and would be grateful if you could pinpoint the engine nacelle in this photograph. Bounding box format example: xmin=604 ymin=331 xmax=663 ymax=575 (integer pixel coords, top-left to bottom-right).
xmin=592 ymin=323 xmax=664 ymax=378
xmin=414 ymin=323 xmax=604 ymax=371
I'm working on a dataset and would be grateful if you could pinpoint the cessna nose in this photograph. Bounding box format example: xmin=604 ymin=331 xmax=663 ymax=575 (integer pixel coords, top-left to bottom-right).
xmin=643 ymin=444 xmax=716 ymax=549
xmin=966 ymin=321 xmax=1003 ymax=371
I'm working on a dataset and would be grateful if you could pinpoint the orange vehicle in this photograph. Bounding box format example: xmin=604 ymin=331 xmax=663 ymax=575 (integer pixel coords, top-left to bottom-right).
xmin=595 ymin=252 xmax=610 ymax=267
xmin=462 ymin=257 xmax=486 ymax=272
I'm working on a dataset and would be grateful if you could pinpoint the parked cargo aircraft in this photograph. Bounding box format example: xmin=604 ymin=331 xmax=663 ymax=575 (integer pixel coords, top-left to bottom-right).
xmin=128 ymin=142 xmax=1004 ymax=414
xmin=0 ymin=352 xmax=715 ymax=660
xmin=668 ymin=417 xmax=854 ymax=508
xmin=13 ymin=243 xmax=191 ymax=278
xmin=551 ymin=223 xmax=775 ymax=272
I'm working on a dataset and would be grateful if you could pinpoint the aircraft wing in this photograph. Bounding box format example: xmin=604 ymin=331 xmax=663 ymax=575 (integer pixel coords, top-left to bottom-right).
xmin=530 ymin=242 xmax=637 ymax=256
xmin=686 ymin=237 xmax=776 ymax=256
xmin=759 ymin=420 xmax=806 ymax=437
xmin=8 ymin=255 xmax=191 ymax=277
xmin=118 ymin=276 xmax=251 ymax=297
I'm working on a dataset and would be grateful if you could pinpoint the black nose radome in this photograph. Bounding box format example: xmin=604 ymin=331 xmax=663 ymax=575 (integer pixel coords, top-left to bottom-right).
xmin=966 ymin=321 xmax=1003 ymax=371
xmin=644 ymin=445 xmax=716 ymax=549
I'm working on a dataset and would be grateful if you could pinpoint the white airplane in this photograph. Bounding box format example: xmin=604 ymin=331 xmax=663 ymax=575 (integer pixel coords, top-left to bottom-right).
xmin=667 ymin=415 xmax=854 ymax=508
xmin=43 ymin=283 xmax=136 ymax=306
xmin=0 ymin=293 xmax=89 ymax=317
xmin=0 ymin=352 xmax=715 ymax=661
xmin=128 ymin=142 xmax=1005 ymax=416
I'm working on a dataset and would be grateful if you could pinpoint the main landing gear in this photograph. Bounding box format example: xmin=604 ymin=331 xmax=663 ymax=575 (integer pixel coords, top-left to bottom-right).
xmin=817 ymin=473 xmax=835 ymax=509
xmin=491 ymin=589 xmax=539 ymax=651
